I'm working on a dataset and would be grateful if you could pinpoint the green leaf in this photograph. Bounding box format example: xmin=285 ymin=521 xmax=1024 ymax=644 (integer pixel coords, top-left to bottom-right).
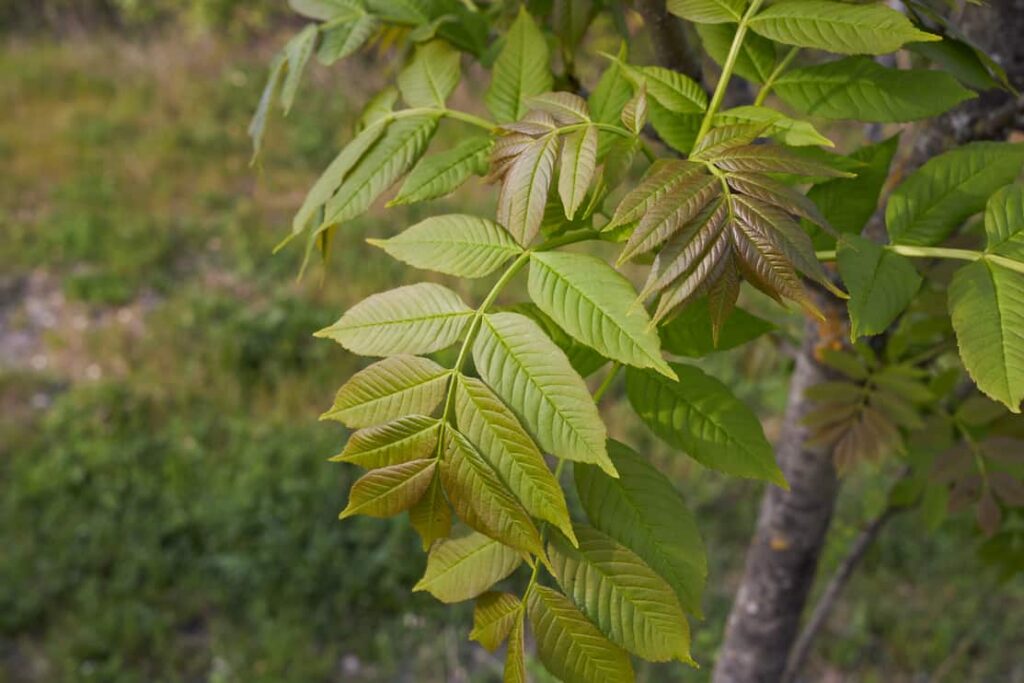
xmin=621 ymin=86 xmax=648 ymax=135
xmin=316 ymin=283 xmax=473 ymax=356
xmin=659 ymin=298 xmax=774 ymax=357
xmin=292 ymin=122 xmax=388 ymax=237
xmin=548 ymin=525 xmax=692 ymax=663
xmin=413 ymin=531 xmax=523 ymax=603
xmin=910 ymin=37 xmax=1004 ymax=92
xmin=559 ymin=126 xmax=598 ymax=220
xmin=504 ymin=303 xmax=608 ymax=378
xmin=397 ymin=40 xmax=462 ymax=108
xmin=317 ymin=13 xmax=378 ymax=64
xmin=455 ymin=376 xmax=576 ymax=543
xmin=667 ymin=0 xmax=745 ymax=23
xmin=529 ymin=92 xmax=591 ymax=124
xmin=339 ymin=458 xmax=436 ymax=519
xmin=806 ymin=135 xmax=899 ymax=247
xmin=575 ymin=441 xmax=706 ymax=616
xmin=748 ymin=1 xmax=938 ymax=55
xmin=984 ymin=184 xmax=1024 ymax=260
xmin=409 ymin=472 xmax=452 ymax=550
xmin=696 ymin=22 xmax=776 ymax=84
xmin=648 ymin=102 xmax=702 ymax=155
xmin=331 ymin=415 xmax=441 ymax=468
xmin=486 ymin=7 xmax=553 ymax=123
xmin=590 ymin=45 xmax=633 ymax=157
xmin=387 ymin=137 xmax=491 ymax=206
xmin=497 ymin=133 xmax=559 ymax=247
xmin=248 ymin=53 xmax=286 ymax=162
xmin=627 ymin=364 xmax=785 ymax=485
xmin=370 ymin=214 xmax=521 ymax=278
xmin=950 ymin=260 xmax=1024 ymax=413
xmin=886 ymin=142 xmax=1024 ymax=246
xmin=527 ymin=585 xmax=635 ymax=683
xmin=441 ymin=430 xmax=546 ymax=557
xmin=389 ymin=137 xmax=493 ymax=206
xmin=321 ymin=114 xmax=440 ymax=227
xmin=322 ymin=355 xmax=450 ymax=428
xmin=623 ymin=64 xmax=707 ymax=114
xmin=838 ymin=235 xmax=922 ymax=340
xmin=528 ymin=251 xmax=674 ymax=377
xmin=774 ymin=57 xmax=974 ymax=123
xmin=713 ymin=105 xmax=832 ymax=147
xmin=504 ymin=607 xmax=527 ymax=682
xmin=473 ymin=313 xmax=615 ymax=475
xmin=281 ymin=24 xmax=319 ymax=114
xmin=290 ymin=0 xmax=356 ymax=21
xmin=470 ymin=592 xmax=522 ymax=652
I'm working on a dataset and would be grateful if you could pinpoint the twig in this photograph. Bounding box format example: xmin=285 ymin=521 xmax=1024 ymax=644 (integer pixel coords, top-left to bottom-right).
xmin=782 ymin=469 xmax=912 ymax=683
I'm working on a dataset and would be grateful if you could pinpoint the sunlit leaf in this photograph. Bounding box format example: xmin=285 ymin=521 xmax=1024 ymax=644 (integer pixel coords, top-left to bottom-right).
xmin=473 ymin=313 xmax=615 ymax=475
xmin=370 ymin=214 xmax=521 ymax=278
xmin=414 ymin=531 xmax=523 ymax=602
xmin=486 ymin=7 xmax=553 ymax=123
xmin=317 ymin=283 xmax=473 ymax=356
xmin=323 ymin=355 xmax=450 ymax=428
xmin=339 ymin=458 xmax=436 ymax=519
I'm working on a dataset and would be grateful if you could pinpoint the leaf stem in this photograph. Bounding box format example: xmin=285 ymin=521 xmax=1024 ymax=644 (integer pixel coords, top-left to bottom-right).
xmin=815 ymin=245 xmax=1024 ymax=274
xmin=592 ymin=362 xmax=623 ymax=403
xmin=696 ymin=0 xmax=766 ymax=141
xmin=754 ymin=46 xmax=799 ymax=106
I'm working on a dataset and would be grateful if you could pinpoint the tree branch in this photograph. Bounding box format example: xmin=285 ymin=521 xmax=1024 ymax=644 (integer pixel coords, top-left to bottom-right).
xmin=634 ymin=0 xmax=703 ymax=85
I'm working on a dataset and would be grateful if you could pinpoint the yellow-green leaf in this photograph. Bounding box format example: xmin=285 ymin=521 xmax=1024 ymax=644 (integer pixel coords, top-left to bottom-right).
xmin=339 ymin=458 xmax=436 ymax=519
xmin=413 ymin=531 xmax=523 ymax=603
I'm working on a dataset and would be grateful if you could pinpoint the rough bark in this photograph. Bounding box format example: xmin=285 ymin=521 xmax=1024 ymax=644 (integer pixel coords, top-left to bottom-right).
xmin=713 ymin=3 xmax=1024 ymax=681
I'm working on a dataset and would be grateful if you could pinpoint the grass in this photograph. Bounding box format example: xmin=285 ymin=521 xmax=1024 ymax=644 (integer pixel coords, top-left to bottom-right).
xmin=1 ymin=28 xmax=1022 ymax=683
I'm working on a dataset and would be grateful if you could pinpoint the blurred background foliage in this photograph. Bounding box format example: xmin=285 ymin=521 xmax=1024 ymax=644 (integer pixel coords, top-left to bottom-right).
xmin=0 ymin=3 xmax=1021 ymax=683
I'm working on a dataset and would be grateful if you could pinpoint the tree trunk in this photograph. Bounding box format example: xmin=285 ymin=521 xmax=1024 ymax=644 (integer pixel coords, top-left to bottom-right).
xmin=712 ymin=299 xmax=843 ymax=683
xmin=712 ymin=2 xmax=1024 ymax=680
